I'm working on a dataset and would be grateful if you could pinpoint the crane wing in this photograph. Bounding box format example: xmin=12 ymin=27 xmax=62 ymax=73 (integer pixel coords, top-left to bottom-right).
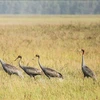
xmin=4 ymin=64 xmax=19 ymax=74
xmin=5 ymin=64 xmax=18 ymax=70
xmin=22 ymin=66 xmax=41 ymax=74
xmin=43 ymin=67 xmax=60 ymax=77
xmin=83 ymin=66 xmax=95 ymax=77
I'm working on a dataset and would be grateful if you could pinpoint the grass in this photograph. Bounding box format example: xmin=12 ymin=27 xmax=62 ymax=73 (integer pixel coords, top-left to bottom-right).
xmin=0 ymin=15 xmax=100 ymax=100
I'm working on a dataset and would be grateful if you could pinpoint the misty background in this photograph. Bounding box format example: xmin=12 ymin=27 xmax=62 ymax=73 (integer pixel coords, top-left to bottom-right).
xmin=0 ymin=1 xmax=100 ymax=15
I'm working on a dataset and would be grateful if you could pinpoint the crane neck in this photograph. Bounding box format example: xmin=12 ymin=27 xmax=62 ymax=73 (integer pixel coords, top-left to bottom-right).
xmin=18 ymin=58 xmax=23 ymax=69
xmin=82 ymin=54 xmax=85 ymax=67
xmin=37 ymin=57 xmax=43 ymax=70
xmin=0 ymin=59 xmax=6 ymax=67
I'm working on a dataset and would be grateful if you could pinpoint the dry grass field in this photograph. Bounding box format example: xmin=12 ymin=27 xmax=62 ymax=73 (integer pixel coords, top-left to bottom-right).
xmin=0 ymin=15 xmax=100 ymax=100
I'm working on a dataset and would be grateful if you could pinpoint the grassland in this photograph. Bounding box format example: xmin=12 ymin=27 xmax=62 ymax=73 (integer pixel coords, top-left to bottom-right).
xmin=0 ymin=15 xmax=100 ymax=100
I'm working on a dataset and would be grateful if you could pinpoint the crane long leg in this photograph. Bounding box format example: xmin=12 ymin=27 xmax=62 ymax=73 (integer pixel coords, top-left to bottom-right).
xmin=33 ymin=76 xmax=36 ymax=80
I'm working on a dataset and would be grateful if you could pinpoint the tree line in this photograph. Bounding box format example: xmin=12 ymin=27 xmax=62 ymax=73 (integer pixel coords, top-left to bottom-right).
xmin=0 ymin=1 xmax=100 ymax=14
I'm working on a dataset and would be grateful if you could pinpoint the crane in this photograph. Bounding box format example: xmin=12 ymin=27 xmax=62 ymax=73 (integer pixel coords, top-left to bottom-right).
xmin=0 ymin=59 xmax=23 ymax=77
xmin=14 ymin=55 xmax=42 ymax=79
xmin=35 ymin=54 xmax=63 ymax=79
xmin=81 ymin=49 xmax=97 ymax=81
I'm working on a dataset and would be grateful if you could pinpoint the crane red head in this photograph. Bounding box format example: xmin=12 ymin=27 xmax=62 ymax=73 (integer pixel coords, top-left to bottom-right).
xmin=36 ymin=54 xmax=40 ymax=58
xmin=32 ymin=55 xmax=40 ymax=60
xmin=81 ymin=49 xmax=85 ymax=55
xmin=14 ymin=55 xmax=22 ymax=61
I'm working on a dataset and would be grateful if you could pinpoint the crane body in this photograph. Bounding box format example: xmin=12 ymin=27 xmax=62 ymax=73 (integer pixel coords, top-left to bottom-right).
xmin=36 ymin=55 xmax=63 ymax=79
xmin=0 ymin=59 xmax=23 ymax=77
xmin=15 ymin=56 xmax=42 ymax=79
xmin=81 ymin=49 xmax=97 ymax=81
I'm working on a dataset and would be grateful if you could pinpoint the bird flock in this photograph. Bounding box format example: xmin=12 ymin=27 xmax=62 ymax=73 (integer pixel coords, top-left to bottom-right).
xmin=0 ymin=49 xmax=97 ymax=81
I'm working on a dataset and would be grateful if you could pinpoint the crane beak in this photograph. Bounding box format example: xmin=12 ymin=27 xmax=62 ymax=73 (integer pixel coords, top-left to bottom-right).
xmin=32 ymin=56 xmax=36 ymax=60
xmin=78 ymin=49 xmax=81 ymax=52
xmin=32 ymin=57 xmax=35 ymax=60
xmin=14 ymin=57 xmax=18 ymax=61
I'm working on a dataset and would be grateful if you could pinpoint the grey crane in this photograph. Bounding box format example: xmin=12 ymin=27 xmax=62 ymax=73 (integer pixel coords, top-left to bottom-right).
xmin=35 ymin=54 xmax=63 ymax=79
xmin=14 ymin=55 xmax=42 ymax=79
xmin=81 ymin=49 xmax=97 ymax=81
xmin=0 ymin=59 xmax=23 ymax=77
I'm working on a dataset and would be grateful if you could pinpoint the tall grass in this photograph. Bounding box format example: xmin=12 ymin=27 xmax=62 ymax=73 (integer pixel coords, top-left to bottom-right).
xmin=0 ymin=15 xmax=100 ymax=100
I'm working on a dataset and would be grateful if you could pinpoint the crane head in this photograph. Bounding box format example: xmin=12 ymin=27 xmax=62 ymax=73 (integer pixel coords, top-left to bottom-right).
xmin=14 ymin=55 xmax=22 ymax=61
xmin=81 ymin=49 xmax=84 ymax=54
xmin=36 ymin=54 xmax=40 ymax=58
xmin=32 ymin=54 xmax=40 ymax=60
